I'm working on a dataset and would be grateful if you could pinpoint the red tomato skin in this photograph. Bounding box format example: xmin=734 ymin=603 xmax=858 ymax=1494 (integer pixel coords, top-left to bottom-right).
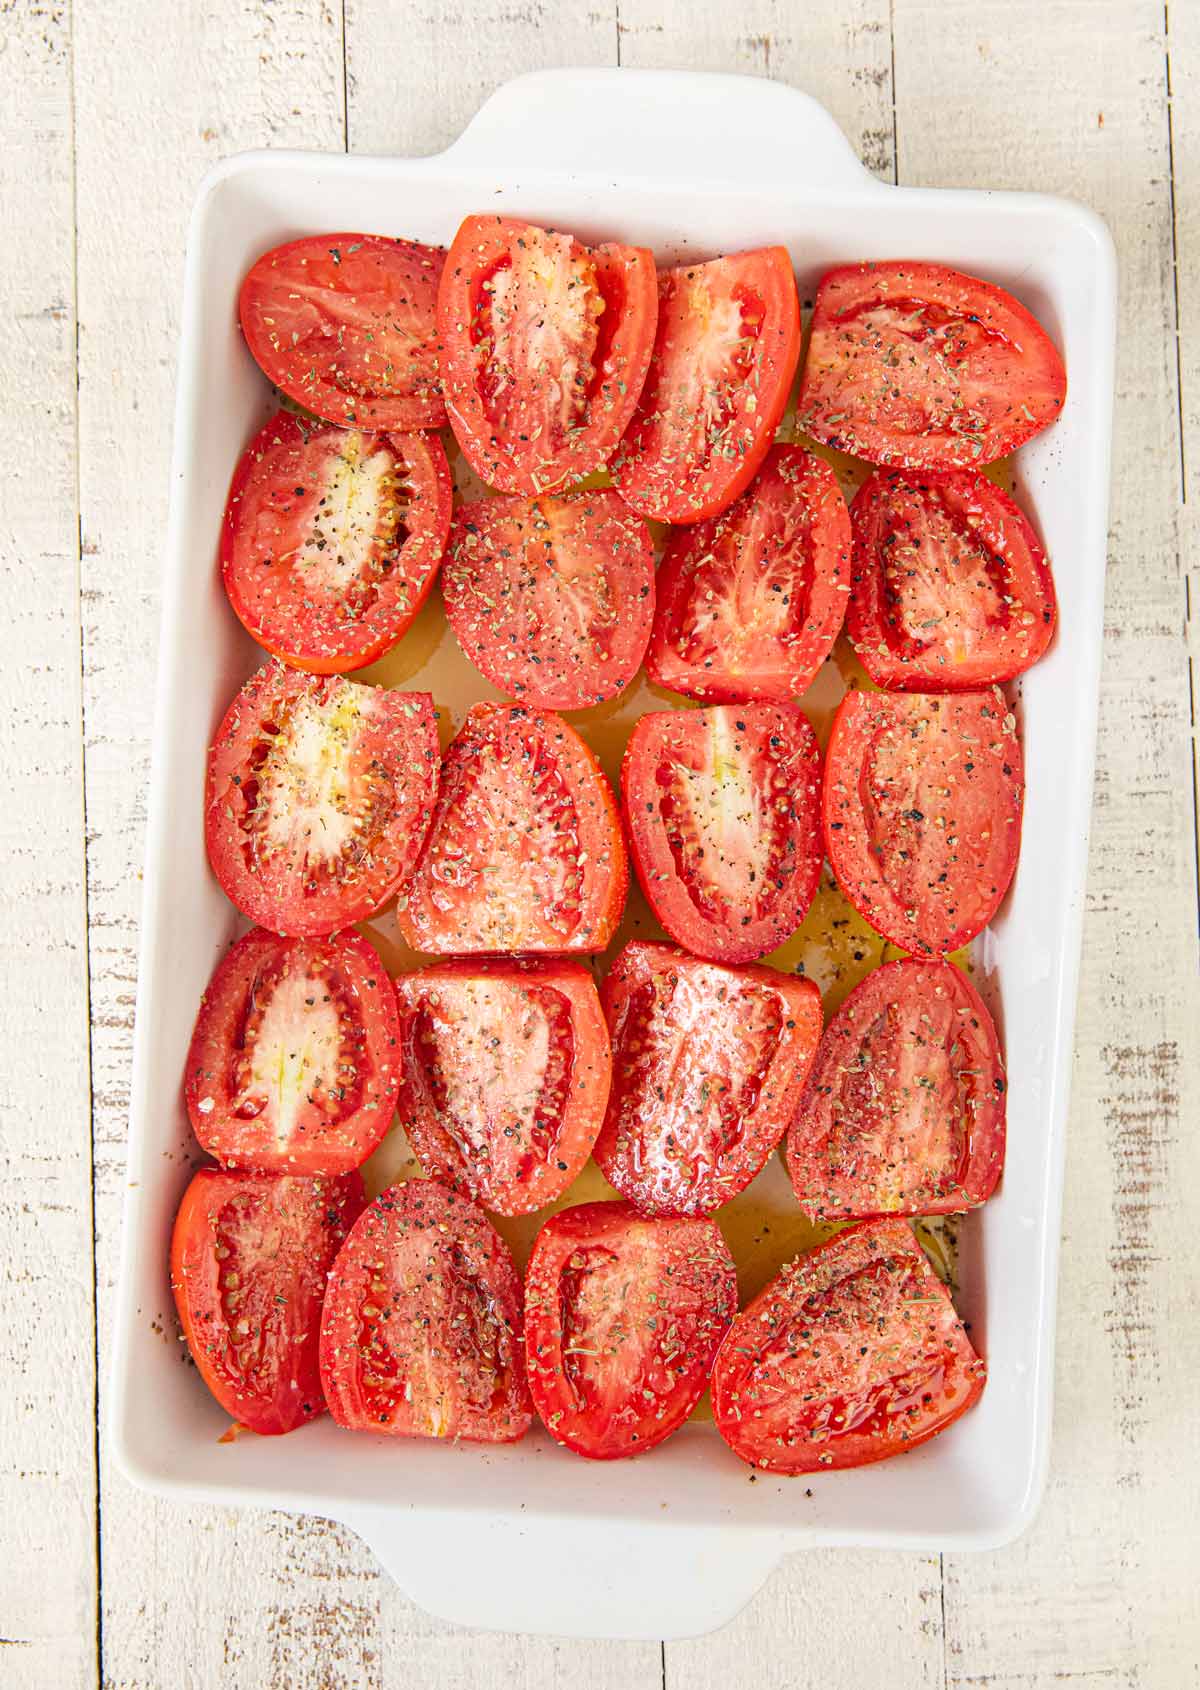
xmin=786 ymin=958 xmax=1005 ymax=1222
xmin=846 ymin=467 xmax=1057 ymax=690
xmin=524 ymin=1201 xmax=738 ymax=1460
xmin=318 ymin=1180 xmax=532 ymax=1444
xmin=398 ymin=702 xmax=628 ymax=956
xmin=442 ymin=489 xmax=655 ymax=710
xmin=798 ymin=260 xmax=1067 ymax=470
xmin=395 ymin=957 xmax=611 ymax=1216
xmin=645 ymin=444 xmax=851 ymax=703
xmin=621 ymin=703 xmax=824 ymax=964
xmin=711 ymin=1217 xmax=985 ymax=1474
xmin=613 ymin=247 xmax=801 ymax=524
xmin=436 ymin=216 xmax=658 ymax=495
xmin=239 ymin=234 xmax=446 ymax=431
xmin=822 ymin=687 xmax=1024 ymax=956
xmin=184 ymin=926 xmax=402 ymax=1176
xmin=205 ymin=661 xmax=439 ymax=939
xmin=170 ymin=1166 xmax=366 ymax=1435
xmin=221 ymin=411 xmax=452 ymax=675
xmin=595 ymin=941 xmax=822 ymax=1216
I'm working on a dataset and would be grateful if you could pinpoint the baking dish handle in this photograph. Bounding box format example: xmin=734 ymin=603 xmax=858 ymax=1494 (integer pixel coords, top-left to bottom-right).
xmin=343 ymin=1506 xmax=782 ymax=1640
xmin=442 ymin=67 xmax=878 ymax=193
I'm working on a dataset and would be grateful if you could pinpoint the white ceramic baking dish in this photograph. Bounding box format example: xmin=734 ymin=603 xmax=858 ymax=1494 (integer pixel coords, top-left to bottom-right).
xmin=110 ymin=68 xmax=1116 ymax=1640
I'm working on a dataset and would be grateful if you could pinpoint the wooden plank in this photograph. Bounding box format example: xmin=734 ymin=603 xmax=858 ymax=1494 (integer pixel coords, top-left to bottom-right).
xmin=0 ymin=3 xmax=97 ymax=1687
xmin=69 ymin=6 xmax=358 ymax=1687
xmin=344 ymin=0 xmax=614 ymax=154
xmin=1170 ymin=0 xmax=1200 ymax=989
xmin=614 ymin=6 xmax=950 ymax=1686
xmin=891 ymin=3 xmax=1200 ymax=1686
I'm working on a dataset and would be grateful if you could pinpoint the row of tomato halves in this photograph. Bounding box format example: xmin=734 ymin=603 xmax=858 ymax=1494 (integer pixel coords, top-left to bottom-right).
xmin=172 ymin=217 xmax=1064 ymax=1473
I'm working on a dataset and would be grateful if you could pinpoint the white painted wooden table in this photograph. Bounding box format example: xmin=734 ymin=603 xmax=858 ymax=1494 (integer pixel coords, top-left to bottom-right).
xmin=3 ymin=2 xmax=1198 ymax=1684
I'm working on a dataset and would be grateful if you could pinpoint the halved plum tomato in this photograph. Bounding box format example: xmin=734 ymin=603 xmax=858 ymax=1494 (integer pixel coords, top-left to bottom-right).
xmin=524 ymin=1201 xmax=737 ymax=1460
xmin=786 ymin=958 xmax=1005 ymax=1222
xmin=319 ymin=1179 xmax=531 ymax=1443
xmin=221 ymin=411 xmax=452 ymax=675
xmin=823 ymin=687 xmax=1023 ymax=955
xmin=646 ymin=444 xmax=850 ymax=703
xmin=442 ymin=489 xmax=655 ymax=710
xmin=205 ymin=660 xmax=439 ymax=937
xmin=711 ymin=1217 xmax=985 ymax=1473
xmin=239 ymin=234 xmax=446 ymax=431
xmin=171 ymin=1166 xmax=365 ymax=1435
xmin=185 ymin=926 xmax=402 ymax=1175
xmin=797 ymin=260 xmax=1067 ymax=470
xmin=399 ymin=702 xmax=627 ymax=955
xmin=437 ymin=215 xmax=657 ymax=495
xmin=395 ymin=958 xmax=611 ymax=1216
xmin=612 ymin=247 xmax=801 ymax=523
xmin=846 ymin=466 xmax=1057 ymax=690
xmin=622 ymin=703 xmax=823 ymax=964
xmin=595 ymin=941 xmax=821 ymax=1215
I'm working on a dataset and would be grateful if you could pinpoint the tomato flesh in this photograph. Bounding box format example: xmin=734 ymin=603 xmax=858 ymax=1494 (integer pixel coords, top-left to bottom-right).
xmin=787 ymin=958 xmax=1005 ymax=1221
xmin=613 ymin=247 xmax=801 ymax=523
xmin=823 ymin=687 xmax=1023 ymax=955
xmin=319 ymin=1180 xmax=531 ymax=1442
xmin=396 ymin=958 xmax=611 ymax=1216
xmin=711 ymin=1217 xmax=985 ymax=1472
xmin=399 ymin=702 xmax=627 ymax=955
xmin=205 ymin=661 xmax=439 ymax=937
xmin=443 ymin=489 xmax=655 ymax=709
xmin=524 ymin=1201 xmax=737 ymax=1460
xmin=595 ymin=941 xmax=821 ymax=1215
xmin=239 ymin=234 xmax=446 ymax=431
xmin=437 ymin=216 xmax=657 ymax=495
xmin=798 ymin=260 xmax=1067 ymax=470
xmin=221 ymin=411 xmax=452 ymax=675
xmin=171 ymin=1167 xmax=365 ymax=1435
xmin=646 ymin=444 xmax=850 ymax=703
xmin=846 ymin=466 xmax=1056 ymax=689
xmin=622 ymin=703 xmax=823 ymax=963
xmin=185 ymin=926 xmax=401 ymax=1175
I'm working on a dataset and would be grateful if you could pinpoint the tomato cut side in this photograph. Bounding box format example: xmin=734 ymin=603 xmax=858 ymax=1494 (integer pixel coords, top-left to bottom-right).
xmin=613 ymin=247 xmax=801 ymax=523
xmin=595 ymin=941 xmax=822 ymax=1215
xmin=798 ymin=260 xmax=1067 ymax=470
xmin=787 ymin=958 xmax=1005 ymax=1222
xmin=205 ymin=660 xmax=439 ymax=937
xmin=396 ymin=958 xmax=611 ymax=1215
xmin=711 ymin=1217 xmax=985 ymax=1473
xmin=846 ymin=466 xmax=1057 ymax=690
xmin=399 ymin=702 xmax=627 ymax=955
xmin=443 ymin=489 xmax=655 ymax=709
xmin=622 ymin=703 xmax=823 ymax=964
xmin=239 ymin=234 xmax=446 ymax=431
xmin=524 ymin=1201 xmax=737 ymax=1460
xmin=646 ymin=444 xmax=850 ymax=703
xmin=221 ymin=411 xmax=452 ymax=675
xmin=171 ymin=1167 xmax=365 ymax=1435
xmin=823 ymin=688 xmax=1023 ymax=955
xmin=185 ymin=926 xmax=401 ymax=1175
xmin=319 ymin=1180 xmax=531 ymax=1442
xmin=437 ymin=216 xmax=657 ymax=495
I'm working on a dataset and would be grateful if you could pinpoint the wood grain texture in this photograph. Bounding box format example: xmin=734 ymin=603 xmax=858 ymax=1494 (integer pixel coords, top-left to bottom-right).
xmin=70 ymin=5 xmax=354 ymax=1687
xmin=1170 ymin=0 xmax=1200 ymax=996
xmin=344 ymin=0 xmax=613 ymax=155
xmin=4 ymin=0 xmax=1198 ymax=1684
xmin=893 ymin=3 xmax=1200 ymax=1686
xmin=0 ymin=3 xmax=97 ymax=1686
